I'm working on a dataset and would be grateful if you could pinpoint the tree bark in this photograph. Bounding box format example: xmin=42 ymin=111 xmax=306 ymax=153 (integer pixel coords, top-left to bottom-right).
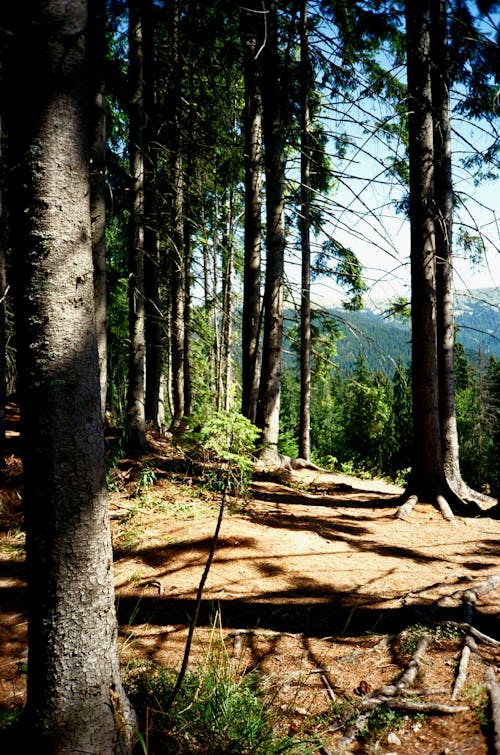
xmin=5 ymin=1 xmax=135 ymax=750
xmin=430 ymin=0 xmax=490 ymax=508
xmin=0 ymin=108 xmax=6 ymax=467
xmin=299 ymin=0 xmax=312 ymax=461
xmin=402 ymin=0 xmax=458 ymax=515
xmin=168 ymin=0 xmax=186 ymax=432
xmin=89 ymin=0 xmax=108 ymax=421
xmin=143 ymin=0 xmax=164 ymax=432
xmin=127 ymin=0 xmax=148 ymax=452
xmin=256 ymin=1 xmax=286 ymax=459
xmin=241 ymin=0 xmax=263 ymax=424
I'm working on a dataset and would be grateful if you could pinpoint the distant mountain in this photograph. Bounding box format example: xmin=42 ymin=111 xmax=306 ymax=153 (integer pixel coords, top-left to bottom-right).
xmin=323 ymin=287 xmax=500 ymax=376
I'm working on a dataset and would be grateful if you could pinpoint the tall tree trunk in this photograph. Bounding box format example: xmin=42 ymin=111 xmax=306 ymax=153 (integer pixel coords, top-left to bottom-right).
xmin=168 ymin=0 xmax=186 ymax=431
xmin=430 ymin=0 xmax=490 ymax=507
xmin=127 ymin=0 xmax=148 ymax=451
xmin=183 ymin=208 xmax=193 ymax=419
xmin=299 ymin=0 xmax=311 ymax=461
xmin=143 ymin=0 xmax=164 ymax=432
xmin=0 ymin=109 xmax=6 ymax=468
xmin=202 ymin=209 xmax=217 ymax=395
xmin=5 ymin=1 xmax=135 ymax=749
xmin=256 ymin=1 xmax=286 ymax=460
xmin=401 ymin=0 xmax=456 ymax=518
xmin=89 ymin=0 xmax=108 ymax=421
xmin=241 ymin=0 xmax=263 ymax=424
xmin=221 ymin=191 xmax=234 ymax=412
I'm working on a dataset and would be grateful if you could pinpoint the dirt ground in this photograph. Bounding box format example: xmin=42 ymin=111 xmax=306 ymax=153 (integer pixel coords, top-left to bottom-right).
xmin=1 ymin=412 xmax=499 ymax=754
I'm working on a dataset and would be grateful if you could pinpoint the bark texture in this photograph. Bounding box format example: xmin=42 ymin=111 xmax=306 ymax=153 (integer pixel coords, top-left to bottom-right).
xmin=241 ymin=0 xmax=263 ymax=424
xmin=6 ymin=1 xmax=135 ymax=750
xmin=89 ymin=0 xmax=108 ymax=421
xmin=127 ymin=0 xmax=148 ymax=452
xmin=256 ymin=1 xmax=286 ymax=456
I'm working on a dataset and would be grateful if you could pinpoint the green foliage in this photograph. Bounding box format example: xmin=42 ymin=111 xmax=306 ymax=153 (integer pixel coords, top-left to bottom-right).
xmin=278 ymin=429 xmax=299 ymax=459
xmin=314 ymin=239 xmax=367 ymax=310
xmin=136 ymin=464 xmax=157 ymax=497
xmin=358 ymin=706 xmax=406 ymax=742
xmin=124 ymin=632 xmax=315 ymax=755
xmin=464 ymin=684 xmax=490 ymax=728
xmin=192 ymin=410 xmax=260 ymax=498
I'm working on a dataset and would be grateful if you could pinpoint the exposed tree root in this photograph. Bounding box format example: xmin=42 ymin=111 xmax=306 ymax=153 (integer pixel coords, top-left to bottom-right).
xmin=451 ymin=636 xmax=474 ymax=701
xmin=486 ymin=666 xmax=500 ymax=755
xmin=338 ymin=630 xmax=468 ymax=748
xmin=254 ymin=447 xmax=325 ymax=474
xmin=396 ymin=489 xmax=459 ymax=523
xmin=360 ymin=697 xmax=468 ymax=714
xmin=448 ymin=477 xmax=496 ymax=509
xmin=394 ymin=475 xmax=495 ymax=521
xmin=433 ymin=574 xmax=500 ymax=626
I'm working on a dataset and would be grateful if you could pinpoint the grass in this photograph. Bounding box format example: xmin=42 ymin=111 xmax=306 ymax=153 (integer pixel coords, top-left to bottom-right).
xmin=123 ymin=619 xmax=318 ymax=755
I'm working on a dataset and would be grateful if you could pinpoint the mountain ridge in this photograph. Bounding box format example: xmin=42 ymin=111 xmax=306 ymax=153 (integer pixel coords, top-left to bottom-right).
xmin=324 ymin=286 xmax=500 ymax=375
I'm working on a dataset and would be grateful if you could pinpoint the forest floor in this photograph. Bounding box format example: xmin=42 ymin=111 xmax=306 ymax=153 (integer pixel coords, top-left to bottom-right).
xmin=1 ymin=405 xmax=499 ymax=754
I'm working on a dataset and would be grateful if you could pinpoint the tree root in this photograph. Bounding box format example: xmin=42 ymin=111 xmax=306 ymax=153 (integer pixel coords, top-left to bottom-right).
xmin=451 ymin=636 xmax=475 ymax=700
xmin=396 ymin=490 xmax=459 ymax=523
xmin=378 ymin=633 xmax=432 ymax=696
xmin=394 ymin=476 xmax=494 ymax=521
xmin=486 ymin=666 xmax=500 ymax=755
xmin=338 ymin=629 xmax=467 ymax=748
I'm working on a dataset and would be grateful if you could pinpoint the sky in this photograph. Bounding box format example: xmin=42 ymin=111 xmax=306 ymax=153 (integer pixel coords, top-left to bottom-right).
xmin=298 ymin=2 xmax=500 ymax=310
xmin=302 ymin=113 xmax=500 ymax=309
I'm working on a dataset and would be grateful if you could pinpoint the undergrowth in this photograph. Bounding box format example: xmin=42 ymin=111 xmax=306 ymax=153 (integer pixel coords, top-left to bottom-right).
xmin=123 ymin=620 xmax=317 ymax=755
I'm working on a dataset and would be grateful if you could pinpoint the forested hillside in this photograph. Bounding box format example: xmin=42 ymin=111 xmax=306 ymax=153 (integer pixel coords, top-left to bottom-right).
xmin=320 ymin=287 xmax=500 ymax=375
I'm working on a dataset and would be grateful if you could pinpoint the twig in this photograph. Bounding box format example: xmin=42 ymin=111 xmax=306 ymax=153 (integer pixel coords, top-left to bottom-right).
xmin=321 ymin=673 xmax=336 ymax=703
xmin=164 ymin=477 xmax=229 ymax=711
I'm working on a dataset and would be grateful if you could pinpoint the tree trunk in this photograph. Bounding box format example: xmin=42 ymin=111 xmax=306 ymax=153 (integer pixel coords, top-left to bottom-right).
xmin=402 ymin=0 xmax=457 ymax=517
xmin=299 ymin=0 xmax=311 ymax=461
xmin=143 ymin=0 xmax=164 ymax=432
xmin=89 ymin=0 xmax=108 ymax=421
xmin=183 ymin=205 xmax=193 ymax=419
xmin=5 ymin=1 xmax=135 ymax=750
xmin=256 ymin=1 xmax=286 ymax=460
xmin=0 ymin=107 xmax=6 ymax=467
xmin=241 ymin=0 xmax=263 ymax=424
xmin=221 ymin=191 xmax=234 ymax=412
xmin=430 ymin=0 xmax=490 ymax=508
xmin=168 ymin=0 xmax=186 ymax=431
xmin=127 ymin=0 xmax=148 ymax=452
